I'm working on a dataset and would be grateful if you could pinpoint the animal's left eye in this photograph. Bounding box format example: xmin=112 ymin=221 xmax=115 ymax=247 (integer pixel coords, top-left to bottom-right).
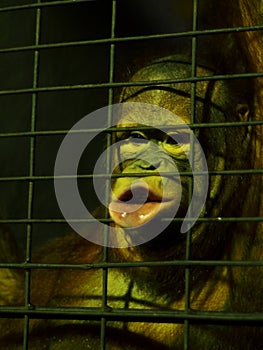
xmin=165 ymin=133 xmax=190 ymax=145
xmin=129 ymin=132 xmax=148 ymax=144
xmin=165 ymin=135 xmax=178 ymax=145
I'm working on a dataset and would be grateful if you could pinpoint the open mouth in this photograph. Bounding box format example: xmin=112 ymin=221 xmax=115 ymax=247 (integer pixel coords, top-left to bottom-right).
xmin=109 ymin=185 xmax=166 ymax=228
xmin=118 ymin=186 xmax=162 ymax=203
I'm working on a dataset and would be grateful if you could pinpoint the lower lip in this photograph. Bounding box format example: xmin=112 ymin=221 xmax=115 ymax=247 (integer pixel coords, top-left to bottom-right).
xmin=109 ymin=200 xmax=174 ymax=228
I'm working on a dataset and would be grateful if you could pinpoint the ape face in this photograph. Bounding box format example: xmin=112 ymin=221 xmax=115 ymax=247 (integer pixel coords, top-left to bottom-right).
xmin=109 ymin=59 xmax=209 ymax=233
xmin=109 ymin=97 xmax=192 ymax=232
xmin=108 ymin=58 xmax=252 ymax=250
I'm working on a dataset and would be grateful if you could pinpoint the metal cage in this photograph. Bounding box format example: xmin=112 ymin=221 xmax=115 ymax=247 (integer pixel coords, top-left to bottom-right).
xmin=0 ymin=0 xmax=262 ymax=349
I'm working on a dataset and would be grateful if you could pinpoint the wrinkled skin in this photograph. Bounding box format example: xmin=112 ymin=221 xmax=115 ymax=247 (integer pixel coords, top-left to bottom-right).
xmin=0 ymin=58 xmax=262 ymax=350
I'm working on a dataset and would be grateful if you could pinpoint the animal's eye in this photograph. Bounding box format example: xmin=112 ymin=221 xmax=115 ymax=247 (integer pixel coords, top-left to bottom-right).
xmin=129 ymin=132 xmax=148 ymax=145
xmin=165 ymin=133 xmax=190 ymax=145
xmin=165 ymin=135 xmax=178 ymax=145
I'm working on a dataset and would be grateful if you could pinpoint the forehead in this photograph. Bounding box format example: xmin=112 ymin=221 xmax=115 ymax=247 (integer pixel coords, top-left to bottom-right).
xmin=117 ymin=61 xmax=213 ymax=126
xmin=116 ymin=103 xmax=194 ymax=141
xmin=118 ymin=89 xmax=191 ymax=126
xmin=120 ymin=61 xmax=212 ymax=101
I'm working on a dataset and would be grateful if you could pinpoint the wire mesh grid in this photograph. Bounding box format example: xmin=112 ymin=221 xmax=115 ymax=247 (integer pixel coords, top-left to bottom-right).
xmin=0 ymin=0 xmax=263 ymax=349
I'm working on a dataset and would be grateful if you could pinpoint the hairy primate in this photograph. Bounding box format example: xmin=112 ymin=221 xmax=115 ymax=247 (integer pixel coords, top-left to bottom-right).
xmin=0 ymin=0 xmax=263 ymax=349
xmin=0 ymin=56 xmax=262 ymax=349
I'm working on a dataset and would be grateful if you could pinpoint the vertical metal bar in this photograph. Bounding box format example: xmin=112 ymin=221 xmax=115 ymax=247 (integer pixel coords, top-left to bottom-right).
xmin=184 ymin=0 xmax=198 ymax=349
xmin=100 ymin=1 xmax=117 ymax=349
xmin=23 ymin=1 xmax=41 ymax=349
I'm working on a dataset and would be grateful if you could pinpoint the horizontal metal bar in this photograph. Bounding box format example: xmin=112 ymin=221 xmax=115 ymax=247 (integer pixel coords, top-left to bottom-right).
xmin=0 ymin=24 xmax=263 ymax=54
xmin=0 ymin=306 xmax=262 ymax=324
xmin=0 ymin=72 xmax=263 ymax=96
xmin=1 ymin=120 xmax=263 ymax=139
xmin=0 ymin=259 xmax=262 ymax=270
xmin=0 ymin=168 xmax=262 ymax=184
xmin=0 ymin=216 xmax=262 ymax=225
xmin=0 ymin=0 xmax=93 ymax=13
